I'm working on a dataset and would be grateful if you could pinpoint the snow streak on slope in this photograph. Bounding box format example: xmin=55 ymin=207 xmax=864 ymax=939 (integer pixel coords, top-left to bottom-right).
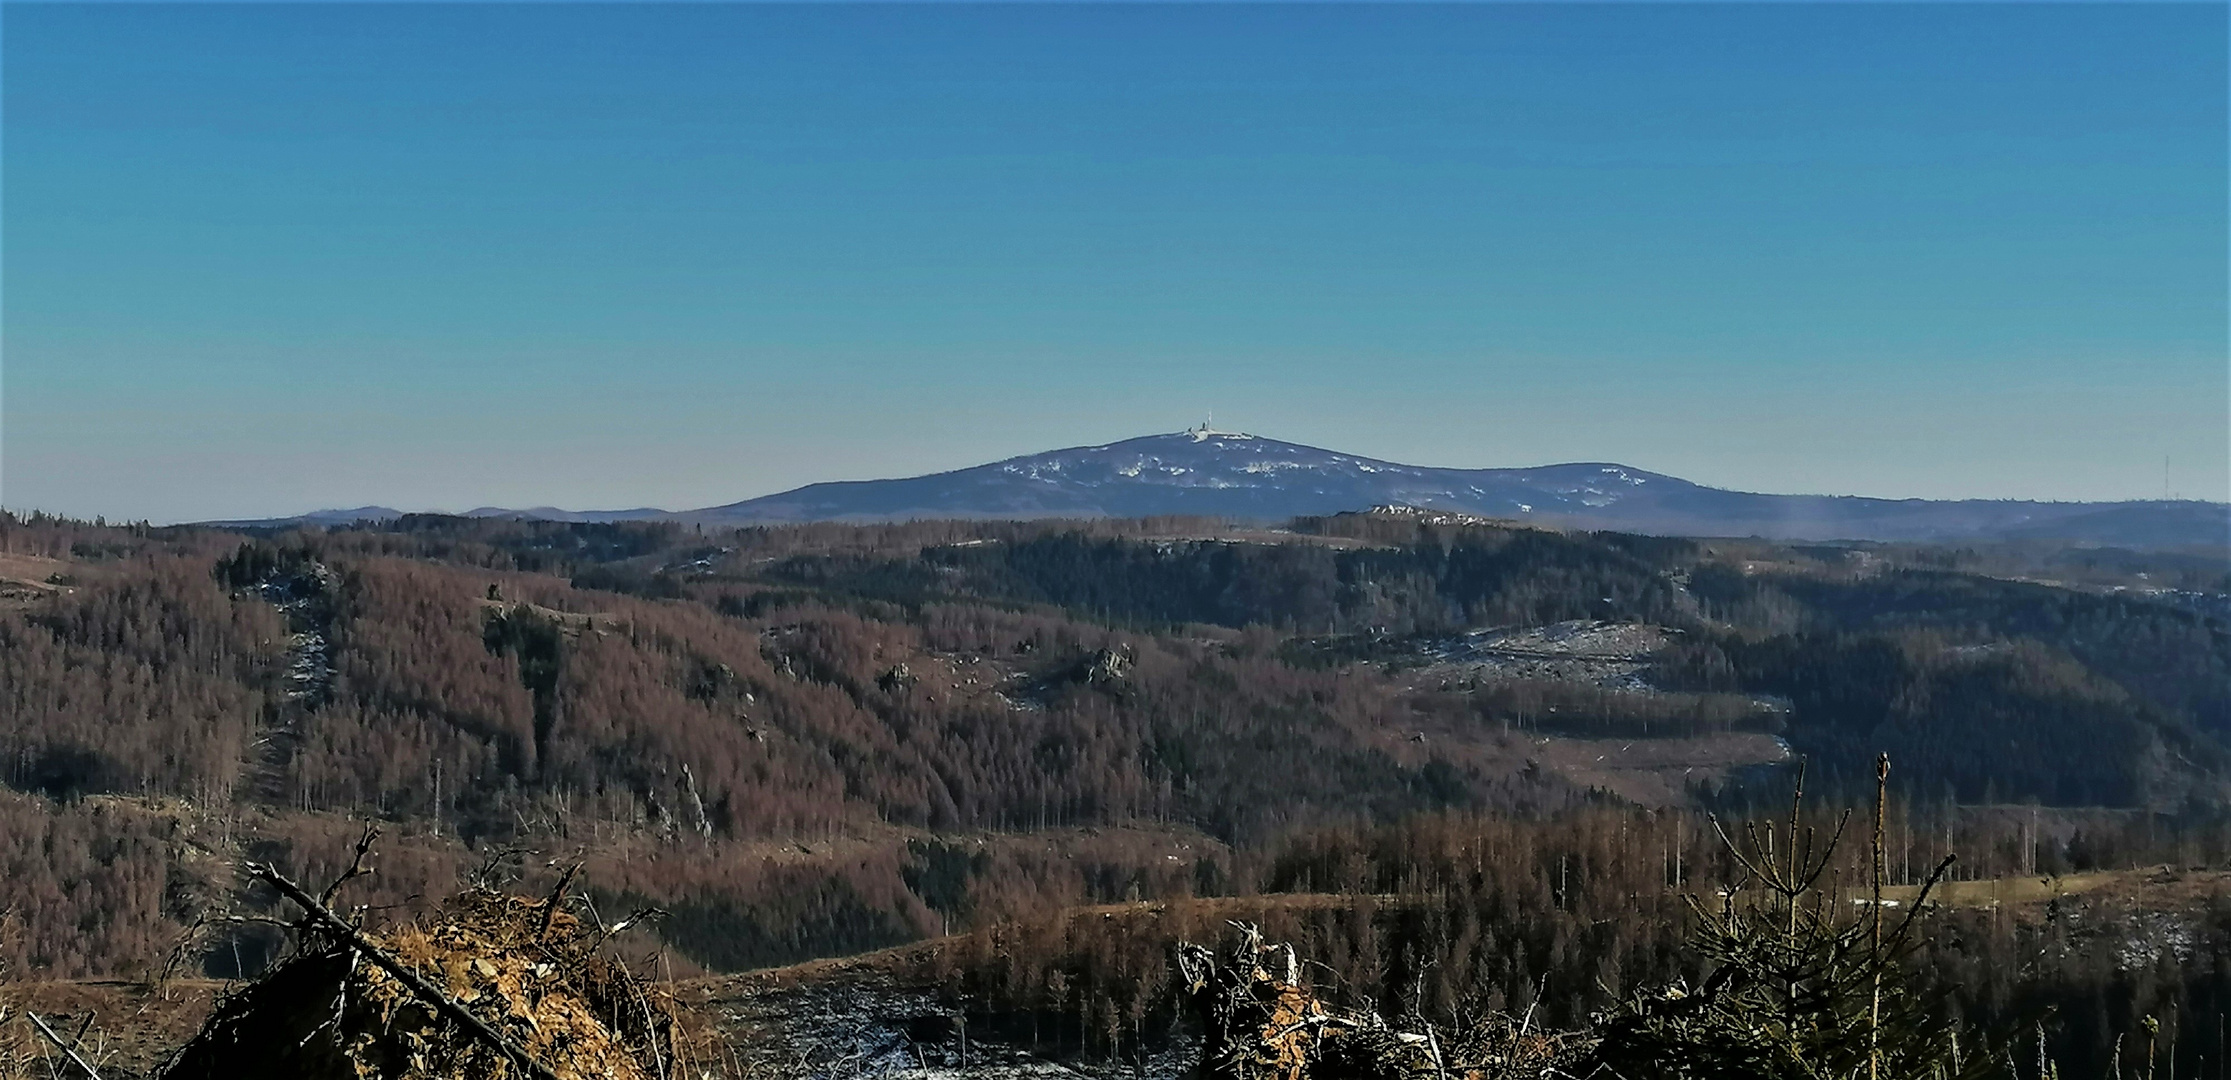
xmin=688 ymin=428 xmax=1699 ymax=528
xmin=233 ymin=428 xmax=2231 ymax=546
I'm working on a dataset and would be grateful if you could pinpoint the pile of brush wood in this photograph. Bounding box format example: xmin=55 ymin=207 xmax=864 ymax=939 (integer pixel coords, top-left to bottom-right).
xmin=155 ymin=839 xmax=716 ymax=1080
xmin=1175 ymin=923 xmax=1587 ymax=1080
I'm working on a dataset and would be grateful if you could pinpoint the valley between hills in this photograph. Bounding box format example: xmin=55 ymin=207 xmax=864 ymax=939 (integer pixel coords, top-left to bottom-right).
xmin=2 ymin=508 xmax=2228 ymax=1077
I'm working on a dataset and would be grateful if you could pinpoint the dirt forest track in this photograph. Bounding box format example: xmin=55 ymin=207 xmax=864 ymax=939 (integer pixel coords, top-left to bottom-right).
xmin=700 ymin=891 xmax=1401 ymax=992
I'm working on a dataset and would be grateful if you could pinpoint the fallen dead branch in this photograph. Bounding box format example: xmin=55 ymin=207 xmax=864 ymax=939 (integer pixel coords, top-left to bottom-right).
xmin=25 ymin=1009 xmax=106 ymax=1080
xmin=1177 ymin=922 xmax=1588 ymax=1080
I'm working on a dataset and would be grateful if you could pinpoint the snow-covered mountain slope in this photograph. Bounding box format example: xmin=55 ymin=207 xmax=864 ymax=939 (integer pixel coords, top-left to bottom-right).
xmin=225 ymin=429 xmax=2228 ymax=546
xmin=676 ymin=428 xmax=2229 ymax=546
xmin=686 ymin=429 xmax=1685 ymax=525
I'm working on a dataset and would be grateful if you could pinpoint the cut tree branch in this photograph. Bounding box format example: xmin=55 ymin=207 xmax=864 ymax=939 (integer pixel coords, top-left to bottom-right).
xmin=24 ymin=1011 xmax=104 ymax=1080
xmin=321 ymin=823 xmax=381 ymax=906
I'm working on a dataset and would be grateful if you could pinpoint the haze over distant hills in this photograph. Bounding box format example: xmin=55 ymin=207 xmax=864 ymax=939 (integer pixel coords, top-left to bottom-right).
xmin=223 ymin=429 xmax=2230 ymax=548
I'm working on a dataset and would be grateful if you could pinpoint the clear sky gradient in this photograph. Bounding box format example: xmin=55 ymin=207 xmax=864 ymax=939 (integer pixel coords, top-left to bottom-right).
xmin=5 ymin=3 xmax=2225 ymax=523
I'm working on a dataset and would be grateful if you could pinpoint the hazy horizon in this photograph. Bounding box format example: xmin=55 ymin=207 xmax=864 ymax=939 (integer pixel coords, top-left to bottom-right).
xmin=6 ymin=3 xmax=2225 ymax=523
xmin=164 ymin=424 xmax=2231 ymax=527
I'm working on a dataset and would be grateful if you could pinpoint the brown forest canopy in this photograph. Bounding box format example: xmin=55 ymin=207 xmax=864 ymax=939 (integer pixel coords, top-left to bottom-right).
xmin=1 ymin=510 xmax=2227 ymax=1074
xmin=5 ymin=509 xmax=2228 ymax=830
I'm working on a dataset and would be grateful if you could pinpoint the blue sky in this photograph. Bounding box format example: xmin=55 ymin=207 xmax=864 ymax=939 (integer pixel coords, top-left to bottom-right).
xmin=5 ymin=3 xmax=2225 ymax=522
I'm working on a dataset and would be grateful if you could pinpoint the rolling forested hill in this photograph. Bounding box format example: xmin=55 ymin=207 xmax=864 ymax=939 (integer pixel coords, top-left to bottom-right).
xmin=3 ymin=509 xmax=2228 ymax=1073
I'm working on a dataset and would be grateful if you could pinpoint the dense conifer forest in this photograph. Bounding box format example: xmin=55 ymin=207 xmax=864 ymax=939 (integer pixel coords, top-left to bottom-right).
xmin=2 ymin=509 xmax=2227 ymax=1074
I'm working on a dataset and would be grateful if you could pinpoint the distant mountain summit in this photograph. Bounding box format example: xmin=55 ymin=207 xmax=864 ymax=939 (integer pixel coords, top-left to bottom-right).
xmin=677 ymin=427 xmax=2227 ymax=546
xmin=226 ymin=427 xmax=2230 ymax=547
xmin=687 ymin=426 xmax=1693 ymax=526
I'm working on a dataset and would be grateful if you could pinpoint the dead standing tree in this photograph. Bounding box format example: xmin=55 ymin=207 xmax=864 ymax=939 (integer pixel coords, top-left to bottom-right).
xmin=1175 ymin=760 xmax=1996 ymax=1080
xmin=1580 ymin=761 xmax=1990 ymax=1080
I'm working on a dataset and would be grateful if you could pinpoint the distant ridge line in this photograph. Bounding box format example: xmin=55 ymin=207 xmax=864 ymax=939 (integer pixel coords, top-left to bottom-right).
xmin=207 ymin=430 xmax=2230 ymax=548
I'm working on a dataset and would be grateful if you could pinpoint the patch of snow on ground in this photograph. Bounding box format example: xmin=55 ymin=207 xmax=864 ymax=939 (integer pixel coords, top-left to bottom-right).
xmin=1408 ymin=620 xmax=1678 ymax=690
xmin=719 ymin=979 xmax=1196 ymax=1079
